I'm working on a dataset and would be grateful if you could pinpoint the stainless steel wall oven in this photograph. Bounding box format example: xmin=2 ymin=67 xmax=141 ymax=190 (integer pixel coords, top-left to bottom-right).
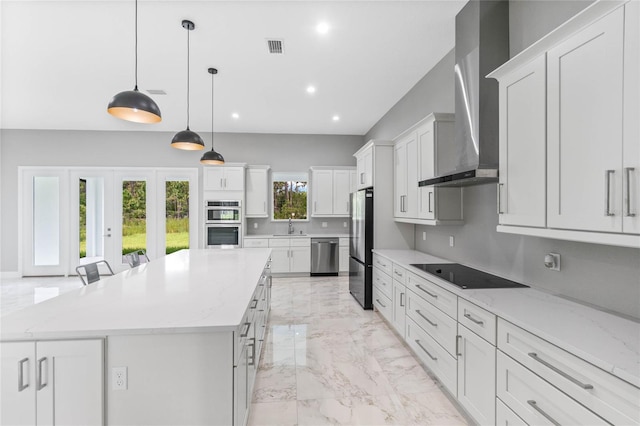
xmin=205 ymin=200 xmax=242 ymax=248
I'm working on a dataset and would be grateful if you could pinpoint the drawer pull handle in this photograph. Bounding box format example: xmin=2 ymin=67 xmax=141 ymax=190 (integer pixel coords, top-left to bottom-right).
xmin=463 ymin=312 xmax=484 ymax=325
xmin=18 ymin=358 xmax=29 ymax=392
xmin=527 ymin=400 xmax=560 ymax=426
xmin=375 ymin=298 xmax=387 ymax=308
xmin=528 ymin=352 xmax=593 ymax=390
xmin=415 ymin=340 xmax=437 ymax=361
xmin=415 ymin=310 xmax=437 ymax=327
xmin=250 ymin=299 xmax=259 ymax=309
xmin=240 ymin=322 xmax=251 ymax=338
xmin=394 ymin=270 xmax=403 ymax=277
xmin=415 ymin=285 xmax=437 ymax=299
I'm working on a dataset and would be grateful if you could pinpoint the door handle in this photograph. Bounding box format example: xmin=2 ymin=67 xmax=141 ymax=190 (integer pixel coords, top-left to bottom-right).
xmin=36 ymin=357 xmax=47 ymax=390
xmin=18 ymin=358 xmax=29 ymax=392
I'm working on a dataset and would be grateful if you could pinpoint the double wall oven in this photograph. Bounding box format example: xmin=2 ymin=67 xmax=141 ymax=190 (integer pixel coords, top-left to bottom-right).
xmin=205 ymin=200 xmax=242 ymax=248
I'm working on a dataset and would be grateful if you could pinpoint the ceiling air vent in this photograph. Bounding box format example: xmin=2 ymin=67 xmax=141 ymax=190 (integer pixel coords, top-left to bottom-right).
xmin=266 ymin=39 xmax=284 ymax=54
xmin=147 ymin=89 xmax=166 ymax=95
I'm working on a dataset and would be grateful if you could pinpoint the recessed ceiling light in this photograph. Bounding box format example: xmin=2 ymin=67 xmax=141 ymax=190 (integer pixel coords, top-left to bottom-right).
xmin=332 ymin=115 xmax=340 ymax=121
xmin=316 ymin=22 xmax=330 ymax=35
xmin=232 ymin=113 xmax=239 ymax=119
xmin=306 ymin=86 xmax=316 ymax=94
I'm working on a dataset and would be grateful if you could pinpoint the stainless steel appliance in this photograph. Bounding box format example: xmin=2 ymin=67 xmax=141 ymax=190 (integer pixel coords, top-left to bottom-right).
xmin=310 ymin=238 xmax=338 ymax=276
xmin=349 ymin=188 xmax=373 ymax=309
xmin=205 ymin=200 xmax=242 ymax=248
xmin=410 ymin=263 xmax=529 ymax=289
xmin=419 ymin=0 xmax=509 ymax=188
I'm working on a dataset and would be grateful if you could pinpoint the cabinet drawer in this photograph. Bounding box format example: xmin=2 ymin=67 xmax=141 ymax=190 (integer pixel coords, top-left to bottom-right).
xmin=498 ymin=319 xmax=640 ymax=424
xmin=392 ymin=264 xmax=407 ymax=284
xmin=235 ymin=309 xmax=253 ymax=365
xmin=458 ymin=298 xmax=496 ymax=345
xmin=244 ymin=238 xmax=268 ymax=248
xmin=497 ymin=351 xmax=608 ymax=425
xmin=268 ymin=238 xmax=290 ymax=248
xmin=407 ymin=271 xmax=457 ymax=319
xmin=290 ymin=238 xmax=310 ymax=247
xmin=373 ymin=253 xmax=393 ymax=276
xmin=373 ymin=286 xmax=392 ymax=323
xmin=373 ymin=266 xmax=392 ymax=300
xmin=496 ymin=398 xmax=527 ymax=426
xmin=406 ymin=289 xmax=457 ymax=356
xmin=406 ymin=317 xmax=457 ymax=396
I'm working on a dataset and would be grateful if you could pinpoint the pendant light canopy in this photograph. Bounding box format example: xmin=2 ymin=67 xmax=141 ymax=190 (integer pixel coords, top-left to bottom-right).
xmin=171 ymin=20 xmax=204 ymax=150
xmin=107 ymin=0 xmax=162 ymax=124
xmin=201 ymin=68 xmax=225 ymax=165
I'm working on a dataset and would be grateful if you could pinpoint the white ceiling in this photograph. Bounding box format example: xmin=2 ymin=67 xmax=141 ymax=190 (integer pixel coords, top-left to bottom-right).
xmin=1 ymin=0 xmax=466 ymax=135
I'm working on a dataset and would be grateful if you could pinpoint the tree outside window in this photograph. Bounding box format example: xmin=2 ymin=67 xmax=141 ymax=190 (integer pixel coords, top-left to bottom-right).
xmin=272 ymin=175 xmax=308 ymax=220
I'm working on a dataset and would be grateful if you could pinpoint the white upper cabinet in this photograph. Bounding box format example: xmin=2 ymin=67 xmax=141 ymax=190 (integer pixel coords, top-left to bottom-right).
xmin=488 ymin=0 xmax=639 ymax=248
xmin=310 ymin=167 xmax=355 ymax=217
xmin=203 ymin=166 xmax=245 ymax=192
xmin=547 ymin=7 xmax=625 ymax=233
xmin=355 ymin=145 xmax=373 ymax=189
xmin=245 ymin=166 xmax=270 ymax=218
xmin=495 ymin=55 xmax=547 ymax=228
xmin=394 ymin=113 xmax=462 ymax=225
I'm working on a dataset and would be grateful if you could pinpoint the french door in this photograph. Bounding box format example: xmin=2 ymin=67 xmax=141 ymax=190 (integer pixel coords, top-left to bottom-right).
xmin=21 ymin=167 xmax=199 ymax=276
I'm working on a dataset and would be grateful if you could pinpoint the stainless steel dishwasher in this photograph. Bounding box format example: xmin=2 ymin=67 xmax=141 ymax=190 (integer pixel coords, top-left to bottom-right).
xmin=310 ymin=237 xmax=339 ymax=276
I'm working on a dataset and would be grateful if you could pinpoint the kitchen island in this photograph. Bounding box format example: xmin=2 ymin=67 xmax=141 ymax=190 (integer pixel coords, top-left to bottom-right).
xmin=1 ymin=248 xmax=272 ymax=426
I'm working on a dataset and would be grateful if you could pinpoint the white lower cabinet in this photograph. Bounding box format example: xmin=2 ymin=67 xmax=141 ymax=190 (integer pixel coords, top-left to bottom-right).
xmin=234 ymin=335 xmax=250 ymax=426
xmin=457 ymin=324 xmax=496 ymax=425
xmin=338 ymin=238 xmax=349 ymax=273
xmin=0 ymin=339 xmax=104 ymax=426
xmin=496 ymin=398 xmax=527 ymax=426
xmin=497 ymin=351 xmax=608 ymax=425
xmin=372 ymin=285 xmax=392 ymax=322
xmin=268 ymin=238 xmax=310 ymax=273
xmin=391 ymin=279 xmax=406 ymax=338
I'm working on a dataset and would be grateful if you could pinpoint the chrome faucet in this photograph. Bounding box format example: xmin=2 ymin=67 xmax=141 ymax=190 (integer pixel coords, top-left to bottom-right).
xmin=288 ymin=217 xmax=294 ymax=234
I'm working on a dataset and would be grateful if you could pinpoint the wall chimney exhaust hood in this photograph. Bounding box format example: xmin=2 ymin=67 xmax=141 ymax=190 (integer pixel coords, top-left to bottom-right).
xmin=420 ymin=0 xmax=509 ymax=188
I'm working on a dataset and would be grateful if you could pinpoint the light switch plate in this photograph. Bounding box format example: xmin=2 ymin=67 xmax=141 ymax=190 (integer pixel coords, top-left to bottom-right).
xmin=449 ymin=236 xmax=454 ymax=247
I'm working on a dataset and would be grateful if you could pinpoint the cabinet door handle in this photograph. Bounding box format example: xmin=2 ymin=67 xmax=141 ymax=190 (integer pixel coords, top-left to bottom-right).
xmin=456 ymin=335 xmax=462 ymax=357
xmin=605 ymin=170 xmax=615 ymax=216
xmin=394 ymin=270 xmax=403 ymax=278
xmin=240 ymin=322 xmax=251 ymax=338
xmin=36 ymin=357 xmax=47 ymax=391
xmin=360 ymin=172 xmax=365 ymax=184
xmin=497 ymin=183 xmax=504 ymax=214
xmin=625 ymin=167 xmax=636 ymax=217
xmin=314 ymin=201 xmax=317 ymax=213
xmin=18 ymin=357 xmax=29 ymax=392
xmin=527 ymin=400 xmax=560 ymax=426
xmin=415 ymin=309 xmax=437 ymax=327
xmin=247 ymin=338 xmax=256 ymax=366
xmin=463 ymin=312 xmax=484 ymax=325
xmin=375 ymin=298 xmax=387 ymax=308
xmin=250 ymin=299 xmax=258 ymax=309
xmin=428 ymin=191 xmax=433 ymax=213
xmin=415 ymin=340 xmax=437 ymax=361
xmin=399 ymin=292 xmax=405 ymax=307
xmin=220 ymin=178 xmax=223 ymax=188
xmin=415 ymin=284 xmax=437 ymax=299
xmin=528 ymin=352 xmax=593 ymax=390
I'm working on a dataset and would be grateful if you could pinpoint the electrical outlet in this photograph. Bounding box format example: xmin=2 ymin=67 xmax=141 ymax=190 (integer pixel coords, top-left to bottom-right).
xmin=112 ymin=366 xmax=128 ymax=391
xmin=422 ymin=231 xmax=426 ymax=241
xmin=322 ymin=222 xmax=328 ymax=228
xmin=253 ymin=222 xmax=258 ymax=229
xmin=449 ymin=236 xmax=455 ymax=247
xmin=343 ymin=221 xmax=347 ymax=228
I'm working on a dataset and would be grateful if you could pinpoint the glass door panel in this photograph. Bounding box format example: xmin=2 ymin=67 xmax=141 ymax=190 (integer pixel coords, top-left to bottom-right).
xmin=122 ymin=180 xmax=147 ymax=260
xmin=165 ymin=180 xmax=190 ymax=254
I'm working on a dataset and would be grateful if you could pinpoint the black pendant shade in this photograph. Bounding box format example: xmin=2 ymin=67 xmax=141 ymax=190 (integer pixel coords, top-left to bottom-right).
xmin=171 ymin=128 xmax=205 ymax=150
xmin=107 ymin=0 xmax=162 ymax=124
xmin=172 ymin=19 xmax=204 ymax=151
xmin=201 ymin=67 xmax=225 ymax=165
xmin=108 ymin=87 xmax=162 ymax=124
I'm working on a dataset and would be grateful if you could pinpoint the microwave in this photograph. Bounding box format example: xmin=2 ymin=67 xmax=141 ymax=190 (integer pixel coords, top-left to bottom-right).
xmin=206 ymin=200 xmax=241 ymax=223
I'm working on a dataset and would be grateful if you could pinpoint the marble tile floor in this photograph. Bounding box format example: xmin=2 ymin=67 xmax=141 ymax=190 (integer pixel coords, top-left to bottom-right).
xmin=0 ymin=274 xmax=468 ymax=425
xmin=248 ymin=276 xmax=469 ymax=426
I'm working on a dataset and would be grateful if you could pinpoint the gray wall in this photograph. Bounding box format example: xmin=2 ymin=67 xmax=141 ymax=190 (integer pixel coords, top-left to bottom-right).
xmin=364 ymin=0 xmax=639 ymax=319
xmin=0 ymin=129 xmax=363 ymax=272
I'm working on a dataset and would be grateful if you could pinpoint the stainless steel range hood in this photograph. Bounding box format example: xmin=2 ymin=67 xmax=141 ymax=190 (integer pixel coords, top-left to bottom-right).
xmin=420 ymin=0 xmax=509 ymax=188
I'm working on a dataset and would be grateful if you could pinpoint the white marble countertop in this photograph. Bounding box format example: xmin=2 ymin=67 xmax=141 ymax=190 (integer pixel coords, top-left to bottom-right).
xmin=373 ymin=249 xmax=640 ymax=388
xmin=1 ymin=249 xmax=272 ymax=340
xmin=244 ymin=233 xmax=349 ymax=239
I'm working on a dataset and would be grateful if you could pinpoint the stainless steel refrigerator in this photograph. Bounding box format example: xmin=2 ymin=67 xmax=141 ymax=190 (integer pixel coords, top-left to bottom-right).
xmin=349 ymin=187 xmax=373 ymax=309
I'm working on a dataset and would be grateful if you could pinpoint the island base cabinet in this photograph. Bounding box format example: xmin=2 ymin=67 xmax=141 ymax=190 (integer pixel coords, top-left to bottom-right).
xmin=0 ymin=339 xmax=104 ymax=426
xmin=107 ymin=333 xmax=233 ymax=426
xmin=457 ymin=324 xmax=496 ymax=425
xmin=234 ymin=344 xmax=249 ymax=426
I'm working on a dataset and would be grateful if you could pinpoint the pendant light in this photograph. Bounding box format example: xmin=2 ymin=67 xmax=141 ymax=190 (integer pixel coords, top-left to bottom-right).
xmin=201 ymin=68 xmax=225 ymax=165
xmin=107 ymin=0 xmax=162 ymax=124
xmin=171 ymin=20 xmax=204 ymax=150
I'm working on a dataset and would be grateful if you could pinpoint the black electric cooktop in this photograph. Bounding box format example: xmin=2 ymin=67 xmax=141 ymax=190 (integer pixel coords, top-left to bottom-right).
xmin=410 ymin=263 xmax=528 ymax=290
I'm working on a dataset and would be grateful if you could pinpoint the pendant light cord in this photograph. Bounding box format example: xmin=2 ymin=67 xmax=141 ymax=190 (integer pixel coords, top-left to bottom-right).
xmin=186 ymin=28 xmax=191 ymax=129
xmin=211 ymin=70 xmax=214 ymax=149
xmin=134 ymin=0 xmax=138 ymax=90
